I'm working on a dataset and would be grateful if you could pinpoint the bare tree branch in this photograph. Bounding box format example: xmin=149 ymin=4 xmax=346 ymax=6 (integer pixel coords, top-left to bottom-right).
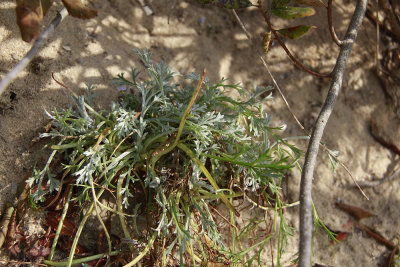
xmin=0 ymin=8 xmax=68 ymax=97
xmin=298 ymin=0 xmax=368 ymax=266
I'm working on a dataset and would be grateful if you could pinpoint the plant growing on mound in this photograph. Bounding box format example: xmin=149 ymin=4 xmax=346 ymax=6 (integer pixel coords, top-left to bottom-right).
xmin=28 ymin=50 xmax=301 ymax=266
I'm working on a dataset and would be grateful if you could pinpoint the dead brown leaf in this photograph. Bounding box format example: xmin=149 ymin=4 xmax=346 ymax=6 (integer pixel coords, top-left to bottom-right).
xmin=15 ymin=0 xmax=54 ymax=42
xmin=16 ymin=0 xmax=42 ymax=42
xmin=61 ymin=0 xmax=98 ymax=19
xmin=335 ymin=201 xmax=374 ymax=221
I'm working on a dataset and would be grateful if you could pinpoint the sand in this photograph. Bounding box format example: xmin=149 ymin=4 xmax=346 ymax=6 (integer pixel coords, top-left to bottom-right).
xmin=0 ymin=0 xmax=399 ymax=265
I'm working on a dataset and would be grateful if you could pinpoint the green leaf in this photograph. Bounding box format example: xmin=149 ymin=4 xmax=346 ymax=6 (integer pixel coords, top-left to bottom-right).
xmin=277 ymin=25 xmax=316 ymax=39
xmin=271 ymin=6 xmax=316 ymax=19
xmin=293 ymin=0 xmax=327 ymax=7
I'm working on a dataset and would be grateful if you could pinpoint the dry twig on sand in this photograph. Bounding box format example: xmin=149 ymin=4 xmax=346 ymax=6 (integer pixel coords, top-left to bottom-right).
xmin=0 ymin=8 xmax=68 ymax=97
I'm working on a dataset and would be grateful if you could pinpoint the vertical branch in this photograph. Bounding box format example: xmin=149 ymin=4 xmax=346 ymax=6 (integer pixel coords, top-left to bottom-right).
xmin=298 ymin=0 xmax=368 ymax=266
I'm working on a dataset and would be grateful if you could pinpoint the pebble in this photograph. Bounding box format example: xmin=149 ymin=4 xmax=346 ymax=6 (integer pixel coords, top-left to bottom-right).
xmin=62 ymin=45 xmax=71 ymax=52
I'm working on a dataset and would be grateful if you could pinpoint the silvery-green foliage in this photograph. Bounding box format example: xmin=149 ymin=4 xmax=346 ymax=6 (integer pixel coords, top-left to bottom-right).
xmin=29 ymin=50 xmax=300 ymax=264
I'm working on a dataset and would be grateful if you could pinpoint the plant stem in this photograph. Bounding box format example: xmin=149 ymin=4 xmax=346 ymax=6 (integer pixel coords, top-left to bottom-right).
xmin=298 ymin=1 xmax=368 ymax=266
xmin=0 ymin=206 xmax=14 ymax=248
xmin=177 ymin=142 xmax=239 ymax=217
xmin=43 ymin=250 xmax=120 ymax=266
xmin=117 ymin=175 xmax=134 ymax=250
xmin=148 ymin=69 xmax=206 ymax=175
xmin=66 ymin=201 xmax=95 ymax=267
xmin=378 ymin=0 xmax=400 ymax=42
xmin=48 ymin=186 xmax=73 ymax=261
xmin=328 ymin=0 xmax=343 ymax=46
xmin=123 ymin=231 xmax=157 ymax=267
xmin=91 ymin=183 xmax=113 ymax=257
xmin=257 ymin=1 xmax=329 ymax=78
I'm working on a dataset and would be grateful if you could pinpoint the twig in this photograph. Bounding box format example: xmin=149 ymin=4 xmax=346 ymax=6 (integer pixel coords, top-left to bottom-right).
xmin=91 ymin=183 xmax=113 ymax=257
xmin=209 ymin=205 xmax=240 ymax=232
xmin=354 ymin=221 xmax=396 ymax=249
xmin=298 ymin=1 xmax=368 ymax=266
xmin=66 ymin=172 xmax=121 ymax=267
xmin=378 ymin=0 xmax=400 ymax=42
xmin=43 ymin=251 xmax=120 ymax=266
xmin=374 ymin=1 xmax=380 ymax=69
xmin=231 ymin=10 xmax=306 ymax=132
xmin=48 ymin=186 xmax=73 ymax=261
xmin=0 ymin=8 xmax=68 ymax=97
xmin=67 ymin=201 xmax=95 ymax=267
xmin=177 ymin=142 xmax=240 ymax=217
xmin=123 ymin=231 xmax=157 ymax=267
xmin=257 ymin=1 xmax=329 ymax=78
xmin=243 ymin=192 xmax=300 ymax=211
xmin=52 ymin=73 xmax=107 ymax=121
xmin=117 ymin=175 xmax=134 ymax=250
xmin=328 ymin=0 xmax=344 ymax=46
xmin=0 ymin=206 xmax=14 ymax=249
xmin=365 ymin=5 xmax=400 ymax=42
xmin=349 ymin=164 xmax=400 ymax=187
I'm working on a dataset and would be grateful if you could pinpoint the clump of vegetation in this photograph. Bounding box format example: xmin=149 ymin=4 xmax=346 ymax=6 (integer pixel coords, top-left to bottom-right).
xmin=28 ymin=50 xmax=301 ymax=266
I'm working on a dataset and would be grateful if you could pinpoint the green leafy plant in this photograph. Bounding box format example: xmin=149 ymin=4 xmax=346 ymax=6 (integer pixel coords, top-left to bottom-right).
xmin=29 ymin=50 xmax=302 ymax=266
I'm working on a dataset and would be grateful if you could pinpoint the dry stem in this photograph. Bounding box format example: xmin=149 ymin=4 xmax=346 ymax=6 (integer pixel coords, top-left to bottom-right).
xmin=328 ymin=0 xmax=344 ymax=46
xmin=0 ymin=8 xmax=68 ymax=97
xmin=298 ymin=1 xmax=368 ymax=266
xmin=257 ymin=1 xmax=329 ymax=78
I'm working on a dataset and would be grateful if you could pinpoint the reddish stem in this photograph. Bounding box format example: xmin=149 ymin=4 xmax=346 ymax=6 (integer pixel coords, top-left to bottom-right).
xmin=257 ymin=1 xmax=329 ymax=78
xmin=328 ymin=0 xmax=344 ymax=46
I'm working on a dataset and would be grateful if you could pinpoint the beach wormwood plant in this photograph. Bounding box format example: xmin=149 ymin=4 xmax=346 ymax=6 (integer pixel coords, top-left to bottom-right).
xmin=28 ymin=50 xmax=302 ymax=266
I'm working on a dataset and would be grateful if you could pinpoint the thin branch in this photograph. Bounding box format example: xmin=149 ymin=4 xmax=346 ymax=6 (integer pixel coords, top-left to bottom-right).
xmin=0 ymin=8 xmax=68 ymax=97
xmin=349 ymin=164 xmax=400 ymax=187
xmin=257 ymin=1 xmax=329 ymax=78
xmin=378 ymin=0 xmax=400 ymax=42
xmin=298 ymin=1 xmax=368 ymax=266
xmin=365 ymin=5 xmax=400 ymax=42
xmin=328 ymin=0 xmax=344 ymax=46
xmin=232 ymin=10 xmax=307 ymax=132
xmin=375 ymin=0 xmax=380 ymax=68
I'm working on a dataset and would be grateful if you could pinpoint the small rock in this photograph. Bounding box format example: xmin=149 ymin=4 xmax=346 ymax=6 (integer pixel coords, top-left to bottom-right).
xmin=62 ymin=45 xmax=71 ymax=52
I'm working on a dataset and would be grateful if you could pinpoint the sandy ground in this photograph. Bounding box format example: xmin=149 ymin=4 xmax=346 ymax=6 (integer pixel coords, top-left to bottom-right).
xmin=0 ymin=0 xmax=399 ymax=266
